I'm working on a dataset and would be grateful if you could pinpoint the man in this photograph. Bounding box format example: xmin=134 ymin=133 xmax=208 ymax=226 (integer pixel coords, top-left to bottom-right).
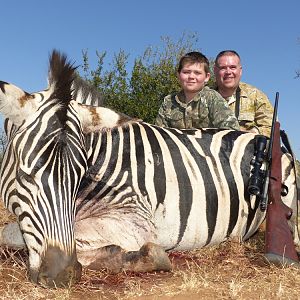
xmin=214 ymin=51 xmax=300 ymax=233
xmin=155 ymin=51 xmax=239 ymax=130
xmin=214 ymin=50 xmax=273 ymax=137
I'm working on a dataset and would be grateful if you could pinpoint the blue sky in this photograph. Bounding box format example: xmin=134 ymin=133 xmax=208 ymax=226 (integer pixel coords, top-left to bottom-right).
xmin=1 ymin=0 xmax=299 ymax=157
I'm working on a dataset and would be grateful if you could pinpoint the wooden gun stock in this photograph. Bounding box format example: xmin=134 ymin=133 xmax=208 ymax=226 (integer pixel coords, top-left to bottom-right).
xmin=265 ymin=121 xmax=299 ymax=265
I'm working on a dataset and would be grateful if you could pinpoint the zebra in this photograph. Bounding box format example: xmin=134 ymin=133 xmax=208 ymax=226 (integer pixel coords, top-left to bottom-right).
xmin=0 ymin=50 xmax=299 ymax=288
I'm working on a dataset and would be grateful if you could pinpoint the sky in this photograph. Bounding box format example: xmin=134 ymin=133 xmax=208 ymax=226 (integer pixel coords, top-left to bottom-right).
xmin=0 ymin=0 xmax=299 ymax=157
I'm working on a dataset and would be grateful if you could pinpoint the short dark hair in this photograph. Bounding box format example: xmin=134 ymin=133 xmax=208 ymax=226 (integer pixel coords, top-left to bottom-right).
xmin=178 ymin=51 xmax=210 ymax=74
xmin=215 ymin=50 xmax=241 ymax=65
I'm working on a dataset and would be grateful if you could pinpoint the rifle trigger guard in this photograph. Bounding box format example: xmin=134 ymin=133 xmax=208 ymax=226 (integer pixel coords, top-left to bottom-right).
xmin=281 ymin=184 xmax=288 ymax=197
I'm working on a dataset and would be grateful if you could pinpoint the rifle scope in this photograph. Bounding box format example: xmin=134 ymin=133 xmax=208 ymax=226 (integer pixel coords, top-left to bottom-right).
xmin=248 ymin=135 xmax=268 ymax=196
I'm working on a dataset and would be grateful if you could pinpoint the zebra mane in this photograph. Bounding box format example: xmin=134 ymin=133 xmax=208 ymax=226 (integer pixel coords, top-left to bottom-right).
xmin=72 ymin=74 xmax=105 ymax=106
xmin=48 ymin=50 xmax=76 ymax=125
xmin=48 ymin=50 xmax=105 ymax=109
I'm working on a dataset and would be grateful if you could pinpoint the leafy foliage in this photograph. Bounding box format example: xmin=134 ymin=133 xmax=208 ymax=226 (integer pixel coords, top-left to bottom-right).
xmin=80 ymin=33 xmax=214 ymax=123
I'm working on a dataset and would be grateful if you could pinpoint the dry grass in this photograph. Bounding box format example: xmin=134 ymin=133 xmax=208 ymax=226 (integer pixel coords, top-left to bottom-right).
xmin=1 ymin=201 xmax=300 ymax=299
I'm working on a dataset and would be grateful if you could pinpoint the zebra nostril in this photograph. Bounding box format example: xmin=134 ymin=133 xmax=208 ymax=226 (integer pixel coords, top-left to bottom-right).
xmin=37 ymin=266 xmax=82 ymax=288
xmin=38 ymin=274 xmax=55 ymax=288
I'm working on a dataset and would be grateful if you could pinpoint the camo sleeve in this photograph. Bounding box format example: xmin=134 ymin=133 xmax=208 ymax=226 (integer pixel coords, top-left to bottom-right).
xmin=253 ymin=89 xmax=273 ymax=137
xmin=238 ymin=83 xmax=274 ymax=137
xmin=155 ymin=95 xmax=172 ymax=127
xmin=207 ymin=90 xmax=240 ymax=130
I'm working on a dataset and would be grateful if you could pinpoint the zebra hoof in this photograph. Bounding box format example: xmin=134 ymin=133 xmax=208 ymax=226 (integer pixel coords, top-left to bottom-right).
xmin=123 ymin=242 xmax=172 ymax=273
xmin=85 ymin=245 xmax=125 ymax=273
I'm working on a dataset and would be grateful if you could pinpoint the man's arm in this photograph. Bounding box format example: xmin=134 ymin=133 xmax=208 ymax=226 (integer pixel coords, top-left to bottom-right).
xmin=254 ymin=89 xmax=274 ymax=137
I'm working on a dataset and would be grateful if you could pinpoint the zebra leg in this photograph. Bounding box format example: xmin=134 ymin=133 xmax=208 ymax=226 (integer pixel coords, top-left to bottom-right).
xmin=79 ymin=242 xmax=172 ymax=273
xmin=0 ymin=222 xmax=26 ymax=249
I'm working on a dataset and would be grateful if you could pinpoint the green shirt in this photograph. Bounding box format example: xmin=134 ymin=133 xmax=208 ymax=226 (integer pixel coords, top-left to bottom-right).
xmin=155 ymin=86 xmax=240 ymax=130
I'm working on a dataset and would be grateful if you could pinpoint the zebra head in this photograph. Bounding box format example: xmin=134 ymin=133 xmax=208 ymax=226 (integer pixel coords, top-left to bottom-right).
xmin=0 ymin=50 xmax=87 ymax=287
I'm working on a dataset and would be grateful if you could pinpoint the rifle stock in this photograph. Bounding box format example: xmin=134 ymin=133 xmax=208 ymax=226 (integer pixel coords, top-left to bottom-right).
xmin=264 ymin=105 xmax=299 ymax=265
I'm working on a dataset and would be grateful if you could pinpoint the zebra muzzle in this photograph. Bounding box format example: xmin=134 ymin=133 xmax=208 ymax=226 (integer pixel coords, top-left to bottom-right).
xmin=34 ymin=246 xmax=82 ymax=288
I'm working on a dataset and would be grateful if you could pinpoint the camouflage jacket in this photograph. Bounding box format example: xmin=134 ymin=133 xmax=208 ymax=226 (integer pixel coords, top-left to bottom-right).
xmin=155 ymin=86 xmax=240 ymax=130
xmin=217 ymin=82 xmax=274 ymax=137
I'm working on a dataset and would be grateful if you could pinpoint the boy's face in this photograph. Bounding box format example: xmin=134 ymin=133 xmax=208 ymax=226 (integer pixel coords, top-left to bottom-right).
xmin=177 ymin=62 xmax=210 ymax=94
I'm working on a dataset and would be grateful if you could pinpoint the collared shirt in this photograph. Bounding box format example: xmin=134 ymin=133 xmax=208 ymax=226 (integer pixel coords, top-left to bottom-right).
xmin=221 ymin=82 xmax=274 ymax=137
xmin=155 ymin=86 xmax=240 ymax=130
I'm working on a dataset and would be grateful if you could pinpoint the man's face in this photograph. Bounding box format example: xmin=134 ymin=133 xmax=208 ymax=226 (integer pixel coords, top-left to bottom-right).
xmin=214 ymin=55 xmax=242 ymax=91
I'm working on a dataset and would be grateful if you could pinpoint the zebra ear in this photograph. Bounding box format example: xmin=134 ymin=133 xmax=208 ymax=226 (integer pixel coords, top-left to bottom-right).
xmin=0 ymin=81 xmax=35 ymax=125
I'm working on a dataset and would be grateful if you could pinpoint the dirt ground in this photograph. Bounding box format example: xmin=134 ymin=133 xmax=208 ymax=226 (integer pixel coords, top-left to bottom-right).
xmin=1 ymin=201 xmax=300 ymax=300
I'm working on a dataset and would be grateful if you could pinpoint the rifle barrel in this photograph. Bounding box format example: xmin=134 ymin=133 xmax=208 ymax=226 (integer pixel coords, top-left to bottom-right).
xmin=260 ymin=92 xmax=279 ymax=211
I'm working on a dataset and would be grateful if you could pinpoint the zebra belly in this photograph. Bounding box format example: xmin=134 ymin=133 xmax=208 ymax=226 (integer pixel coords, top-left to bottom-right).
xmin=153 ymin=192 xmax=265 ymax=251
xmin=75 ymin=210 xmax=156 ymax=250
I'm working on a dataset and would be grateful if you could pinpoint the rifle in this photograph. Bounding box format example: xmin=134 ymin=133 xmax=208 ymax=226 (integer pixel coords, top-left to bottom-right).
xmin=249 ymin=92 xmax=299 ymax=265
